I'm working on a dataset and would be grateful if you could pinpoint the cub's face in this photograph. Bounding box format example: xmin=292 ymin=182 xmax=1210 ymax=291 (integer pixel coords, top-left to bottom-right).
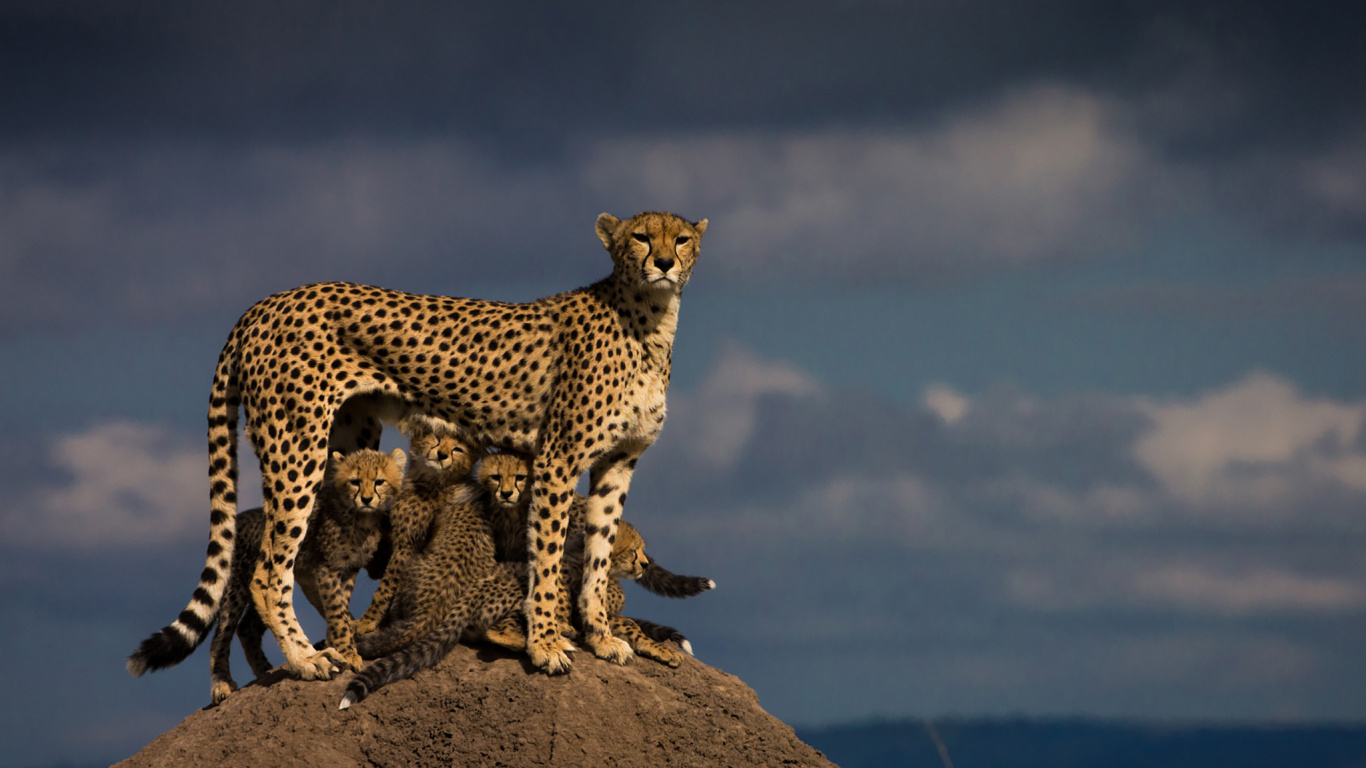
xmin=609 ymin=520 xmax=649 ymax=580
xmin=597 ymin=212 xmax=708 ymax=292
xmin=329 ymin=448 xmax=406 ymax=514
xmin=478 ymin=452 xmax=531 ymax=510
xmin=409 ymin=431 xmax=478 ymax=478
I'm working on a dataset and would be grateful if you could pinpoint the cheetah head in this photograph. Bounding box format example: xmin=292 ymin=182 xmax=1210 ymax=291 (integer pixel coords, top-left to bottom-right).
xmin=329 ymin=448 xmax=406 ymax=514
xmin=408 ymin=429 xmax=479 ymax=478
xmin=477 ymin=451 xmax=530 ymax=510
xmin=609 ymin=520 xmax=650 ymax=580
xmin=597 ymin=211 xmax=708 ymax=292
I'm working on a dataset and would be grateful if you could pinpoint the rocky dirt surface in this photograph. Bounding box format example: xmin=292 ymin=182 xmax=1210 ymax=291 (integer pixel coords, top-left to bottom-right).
xmin=116 ymin=643 xmax=836 ymax=767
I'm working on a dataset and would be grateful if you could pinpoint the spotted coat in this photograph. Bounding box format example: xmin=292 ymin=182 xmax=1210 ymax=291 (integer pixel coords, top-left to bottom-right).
xmin=137 ymin=211 xmax=707 ymax=679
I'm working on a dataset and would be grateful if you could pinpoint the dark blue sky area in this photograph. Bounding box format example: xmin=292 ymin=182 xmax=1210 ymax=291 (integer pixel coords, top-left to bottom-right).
xmin=2 ymin=2 xmax=1366 ymax=766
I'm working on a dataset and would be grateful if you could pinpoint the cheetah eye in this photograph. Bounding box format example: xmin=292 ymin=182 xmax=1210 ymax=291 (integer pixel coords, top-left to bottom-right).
xmin=631 ymin=233 xmax=650 ymax=244
xmin=515 ymin=474 xmax=527 ymax=483
xmin=675 ymin=235 xmax=691 ymax=245
xmin=348 ymin=479 xmax=361 ymax=487
xmin=374 ymin=479 xmax=386 ymax=487
xmin=489 ymin=474 xmax=501 ymax=482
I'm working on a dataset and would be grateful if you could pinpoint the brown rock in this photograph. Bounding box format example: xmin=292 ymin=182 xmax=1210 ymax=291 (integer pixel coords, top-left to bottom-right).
xmin=116 ymin=643 xmax=836 ymax=767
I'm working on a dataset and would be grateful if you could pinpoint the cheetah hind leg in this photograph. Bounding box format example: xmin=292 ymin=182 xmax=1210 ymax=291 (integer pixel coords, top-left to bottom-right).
xmin=482 ymin=616 xmax=527 ymax=653
xmin=612 ymin=616 xmax=684 ymax=668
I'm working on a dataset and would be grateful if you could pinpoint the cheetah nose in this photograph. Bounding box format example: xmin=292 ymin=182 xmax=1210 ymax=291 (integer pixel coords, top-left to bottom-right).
xmin=500 ymin=490 xmax=514 ymax=500
xmin=360 ymin=494 xmax=374 ymax=506
xmin=653 ymin=256 xmax=674 ymax=273
xmin=437 ymin=451 xmax=449 ymax=461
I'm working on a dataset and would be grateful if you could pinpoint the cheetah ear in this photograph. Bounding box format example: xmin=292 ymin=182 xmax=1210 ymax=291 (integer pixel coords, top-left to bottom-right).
xmin=693 ymin=218 xmax=708 ymax=237
xmin=595 ymin=213 xmax=621 ymax=250
xmin=389 ymin=448 xmax=407 ymax=472
xmin=330 ymin=451 xmax=345 ymax=463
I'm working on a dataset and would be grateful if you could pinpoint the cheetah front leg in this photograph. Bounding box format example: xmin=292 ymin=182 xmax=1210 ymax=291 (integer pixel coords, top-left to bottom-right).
xmin=314 ymin=567 xmax=364 ymax=671
xmin=579 ymin=447 xmax=645 ymax=665
xmin=524 ymin=452 xmax=579 ymax=674
xmin=249 ymin=449 xmax=347 ymax=680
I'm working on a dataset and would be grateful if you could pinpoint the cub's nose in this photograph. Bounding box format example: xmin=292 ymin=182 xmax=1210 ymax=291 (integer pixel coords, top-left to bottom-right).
xmin=360 ymin=494 xmax=374 ymax=506
xmin=653 ymin=256 xmax=674 ymax=272
xmin=500 ymin=490 xmax=514 ymax=500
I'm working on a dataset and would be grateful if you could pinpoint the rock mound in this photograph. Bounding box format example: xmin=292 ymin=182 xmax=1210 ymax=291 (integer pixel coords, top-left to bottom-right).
xmin=116 ymin=643 xmax=835 ymax=767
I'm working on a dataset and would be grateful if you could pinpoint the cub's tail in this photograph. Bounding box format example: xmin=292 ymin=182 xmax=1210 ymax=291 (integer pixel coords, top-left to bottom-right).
xmin=127 ymin=332 xmax=243 ymax=677
xmin=341 ymin=598 xmax=472 ymax=709
xmin=636 ymin=557 xmax=715 ymax=599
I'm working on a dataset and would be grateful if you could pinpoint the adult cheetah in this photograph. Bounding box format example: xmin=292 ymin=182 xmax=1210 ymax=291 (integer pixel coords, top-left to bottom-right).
xmin=143 ymin=211 xmax=707 ymax=680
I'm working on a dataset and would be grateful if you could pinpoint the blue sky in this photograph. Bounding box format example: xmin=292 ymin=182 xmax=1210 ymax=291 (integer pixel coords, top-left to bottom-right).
xmin=3 ymin=2 xmax=1366 ymax=766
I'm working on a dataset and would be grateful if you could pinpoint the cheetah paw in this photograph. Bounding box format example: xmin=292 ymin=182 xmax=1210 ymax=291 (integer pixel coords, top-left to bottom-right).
xmin=282 ymin=647 xmax=344 ymax=680
xmin=209 ymin=679 xmax=238 ymax=705
xmin=528 ymin=637 xmax=574 ymax=675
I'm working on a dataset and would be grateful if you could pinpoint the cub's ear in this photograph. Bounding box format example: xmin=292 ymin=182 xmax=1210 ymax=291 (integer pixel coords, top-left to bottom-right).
xmin=330 ymin=451 xmax=345 ymax=463
xmin=693 ymin=218 xmax=708 ymax=237
xmin=389 ymin=448 xmax=407 ymax=471
xmin=596 ymin=213 xmax=621 ymax=250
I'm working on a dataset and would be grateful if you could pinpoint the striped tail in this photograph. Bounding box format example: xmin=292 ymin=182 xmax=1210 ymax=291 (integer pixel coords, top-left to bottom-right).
xmin=636 ymin=558 xmax=715 ymax=599
xmin=127 ymin=335 xmax=243 ymax=677
xmin=340 ymin=599 xmax=472 ymax=709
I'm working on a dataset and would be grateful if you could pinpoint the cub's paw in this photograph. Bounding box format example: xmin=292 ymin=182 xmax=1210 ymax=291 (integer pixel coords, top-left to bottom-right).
xmin=585 ymin=633 xmax=634 ymax=665
xmin=637 ymin=642 xmax=684 ymax=669
xmin=210 ymin=679 xmax=238 ymax=705
xmin=353 ymin=616 xmax=378 ymax=637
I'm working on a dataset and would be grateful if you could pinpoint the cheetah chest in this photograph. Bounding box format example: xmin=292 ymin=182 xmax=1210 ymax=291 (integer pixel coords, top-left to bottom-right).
xmin=615 ymin=361 xmax=670 ymax=444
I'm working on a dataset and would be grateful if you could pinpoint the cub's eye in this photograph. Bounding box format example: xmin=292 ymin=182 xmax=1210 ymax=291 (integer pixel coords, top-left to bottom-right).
xmin=631 ymin=233 xmax=650 ymax=243
xmin=515 ymin=474 xmax=527 ymax=482
xmin=675 ymin=235 xmax=691 ymax=245
xmin=489 ymin=474 xmax=501 ymax=482
xmin=374 ymin=479 xmax=386 ymax=487
xmin=349 ymin=479 xmax=361 ymax=487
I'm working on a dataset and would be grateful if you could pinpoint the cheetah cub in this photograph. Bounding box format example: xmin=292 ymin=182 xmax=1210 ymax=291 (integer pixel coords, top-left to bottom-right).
xmin=354 ymin=427 xmax=481 ymax=636
xmin=127 ymin=448 xmax=405 ymax=704
xmin=340 ymin=510 xmax=709 ymax=709
xmin=478 ymin=451 xmax=715 ymax=599
xmin=476 ymin=451 xmax=713 ymax=661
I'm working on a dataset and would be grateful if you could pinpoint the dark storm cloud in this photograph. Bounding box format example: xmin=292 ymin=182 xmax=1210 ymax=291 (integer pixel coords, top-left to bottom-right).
xmin=4 ymin=0 xmax=1363 ymax=154
xmin=2 ymin=1 xmax=1363 ymax=329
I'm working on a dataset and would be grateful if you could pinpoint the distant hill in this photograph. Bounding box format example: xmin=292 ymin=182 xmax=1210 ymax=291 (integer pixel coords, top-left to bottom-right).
xmin=797 ymin=718 xmax=1366 ymax=768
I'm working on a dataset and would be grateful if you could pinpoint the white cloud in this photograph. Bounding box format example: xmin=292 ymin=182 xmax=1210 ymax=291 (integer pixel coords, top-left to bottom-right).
xmin=1132 ymin=563 xmax=1366 ymax=616
xmin=1134 ymin=372 xmax=1366 ymax=510
xmin=667 ymin=343 xmax=824 ymax=469
xmin=924 ymin=386 xmax=970 ymax=425
xmin=2 ymin=421 xmax=209 ymax=550
xmin=583 ymin=84 xmax=1160 ymax=277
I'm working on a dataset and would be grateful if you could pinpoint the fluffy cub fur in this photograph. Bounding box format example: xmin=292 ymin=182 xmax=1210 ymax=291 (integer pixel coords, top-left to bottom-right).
xmin=354 ymin=428 xmax=480 ymax=635
xmin=128 ymin=448 xmax=405 ymax=705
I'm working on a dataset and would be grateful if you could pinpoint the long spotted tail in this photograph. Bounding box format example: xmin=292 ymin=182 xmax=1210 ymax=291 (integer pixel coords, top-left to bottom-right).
xmin=340 ymin=598 xmax=472 ymax=709
xmin=636 ymin=557 xmax=715 ymax=599
xmin=127 ymin=334 xmax=243 ymax=677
